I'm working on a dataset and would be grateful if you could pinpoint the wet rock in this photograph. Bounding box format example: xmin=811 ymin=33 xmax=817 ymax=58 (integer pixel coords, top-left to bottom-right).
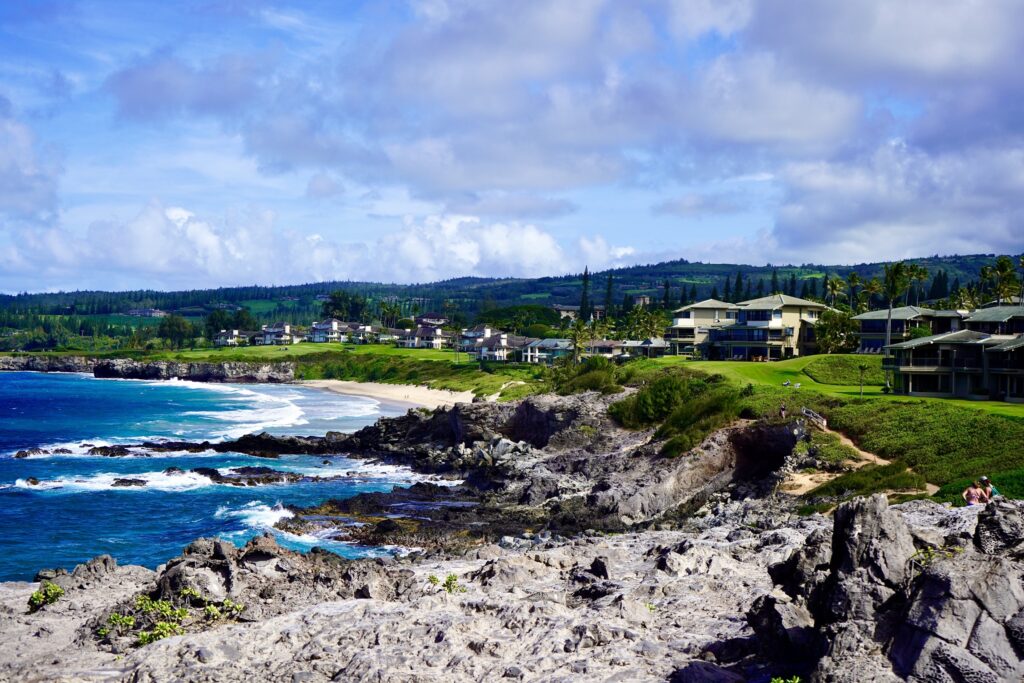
xmin=111 ymin=478 xmax=146 ymax=487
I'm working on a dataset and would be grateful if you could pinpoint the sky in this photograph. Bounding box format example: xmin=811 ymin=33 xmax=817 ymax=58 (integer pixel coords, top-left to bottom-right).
xmin=1 ymin=0 xmax=1023 ymax=292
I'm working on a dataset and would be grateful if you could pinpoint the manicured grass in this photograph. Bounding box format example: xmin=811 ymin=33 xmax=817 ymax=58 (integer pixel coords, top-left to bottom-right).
xmin=800 ymin=355 xmax=884 ymax=386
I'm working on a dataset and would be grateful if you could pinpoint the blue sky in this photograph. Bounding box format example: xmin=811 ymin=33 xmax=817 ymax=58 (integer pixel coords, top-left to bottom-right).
xmin=1 ymin=0 xmax=1022 ymax=292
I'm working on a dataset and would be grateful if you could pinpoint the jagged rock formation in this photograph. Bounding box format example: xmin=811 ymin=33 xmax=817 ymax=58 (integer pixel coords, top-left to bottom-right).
xmin=93 ymin=359 xmax=295 ymax=383
xmin=0 ymin=354 xmax=97 ymax=373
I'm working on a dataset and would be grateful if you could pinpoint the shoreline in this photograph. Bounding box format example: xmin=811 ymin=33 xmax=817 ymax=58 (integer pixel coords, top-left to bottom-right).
xmin=298 ymin=379 xmax=476 ymax=411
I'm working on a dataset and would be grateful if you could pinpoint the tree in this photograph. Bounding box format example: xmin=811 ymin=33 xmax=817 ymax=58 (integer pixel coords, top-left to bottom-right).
xmin=846 ymin=271 xmax=861 ymax=309
xmin=662 ymin=279 xmax=671 ymax=309
xmin=1019 ymin=255 xmax=1024 ymax=306
xmin=323 ymin=290 xmax=367 ymax=322
xmin=232 ymin=308 xmax=257 ymax=331
xmin=723 ymin=277 xmax=732 ymax=303
xmin=756 ymin=279 xmax=764 ymax=297
xmin=568 ymin=319 xmax=592 ymax=364
xmin=814 ymin=309 xmax=858 ymax=354
xmin=825 ymin=277 xmax=846 ymax=307
xmin=770 ymin=270 xmax=780 ymax=294
xmin=579 ymin=267 xmax=592 ymax=322
xmin=991 ymin=255 xmax=1018 ymax=304
xmin=158 ymin=315 xmax=194 ymax=350
xmin=204 ymin=309 xmax=232 ymax=341
xmin=788 ymin=273 xmax=798 ymax=296
xmin=906 ymin=264 xmax=928 ymax=305
xmin=860 ymin=277 xmax=882 ymax=312
xmin=603 ymin=273 xmax=616 ymax=320
xmin=689 ymin=284 xmax=698 ymax=302
xmin=882 ymin=262 xmax=910 ymax=388
xmin=734 ymin=271 xmax=743 ymax=302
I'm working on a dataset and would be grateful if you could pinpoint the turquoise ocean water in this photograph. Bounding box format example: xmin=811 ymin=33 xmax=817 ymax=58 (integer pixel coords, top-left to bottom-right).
xmin=0 ymin=371 xmax=414 ymax=581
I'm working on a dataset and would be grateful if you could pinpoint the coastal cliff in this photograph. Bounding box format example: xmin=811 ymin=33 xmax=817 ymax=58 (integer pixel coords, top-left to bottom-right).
xmin=0 ymin=355 xmax=295 ymax=383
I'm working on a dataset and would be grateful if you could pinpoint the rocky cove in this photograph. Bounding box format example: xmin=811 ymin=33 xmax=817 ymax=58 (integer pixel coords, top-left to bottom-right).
xmin=3 ymin=392 xmax=1024 ymax=682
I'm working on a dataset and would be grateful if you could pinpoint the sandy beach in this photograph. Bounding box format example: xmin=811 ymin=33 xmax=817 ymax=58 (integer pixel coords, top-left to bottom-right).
xmin=299 ymin=379 xmax=476 ymax=410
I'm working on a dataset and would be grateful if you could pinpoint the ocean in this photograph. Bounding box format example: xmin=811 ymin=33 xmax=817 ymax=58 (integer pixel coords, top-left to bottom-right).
xmin=0 ymin=371 xmax=417 ymax=582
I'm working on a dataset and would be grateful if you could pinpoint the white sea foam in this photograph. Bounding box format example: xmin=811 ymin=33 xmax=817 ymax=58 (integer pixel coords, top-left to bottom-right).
xmin=14 ymin=469 xmax=215 ymax=492
xmin=214 ymin=501 xmax=294 ymax=528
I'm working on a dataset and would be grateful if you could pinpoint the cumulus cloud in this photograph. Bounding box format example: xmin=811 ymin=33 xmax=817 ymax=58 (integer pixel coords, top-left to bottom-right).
xmin=0 ymin=99 xmax=60 ymax=223
xmin=0 ymin=202 xmax=634 ymax=290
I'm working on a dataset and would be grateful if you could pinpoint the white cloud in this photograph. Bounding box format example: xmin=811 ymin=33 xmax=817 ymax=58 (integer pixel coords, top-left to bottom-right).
xmin=0 ymin=203 xmax=634 ymax=290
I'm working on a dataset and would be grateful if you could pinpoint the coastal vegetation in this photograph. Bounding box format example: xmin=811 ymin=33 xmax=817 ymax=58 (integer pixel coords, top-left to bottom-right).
xmin=27 ymin=582 xmax=64 ymax=612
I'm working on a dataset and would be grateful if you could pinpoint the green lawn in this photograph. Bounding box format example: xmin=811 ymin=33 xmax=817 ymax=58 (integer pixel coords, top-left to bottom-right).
xmin=663 ymin=355 xmax=1024 ymax=419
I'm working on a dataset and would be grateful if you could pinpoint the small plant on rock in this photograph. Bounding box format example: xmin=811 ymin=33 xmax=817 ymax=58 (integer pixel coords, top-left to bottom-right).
xmin=203 ymin=604 xmax=222 ymax=620
xmin=136 ymin=621 xmax=184 ymax=647
xmin=427 ymin=574 xmax=440 ymax=586
xmin=178 ymin=587 xmax=202 ymax=602
xmin=442 ymin=574 xmax=467 ymax=594
xmin=108 ymin=613 xmax=136 ymax=631
xmin=28 ymin=581 xmax=64 ymax=612
xmin=222 ymin=598 xmax=245 ymax=616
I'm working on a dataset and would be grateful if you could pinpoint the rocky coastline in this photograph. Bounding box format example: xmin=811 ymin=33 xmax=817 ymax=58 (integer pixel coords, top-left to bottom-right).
xmin=3 ymin=392 xmax=1023 ymax=681
xmin=0 ymin=355 xmax=295 ymax=383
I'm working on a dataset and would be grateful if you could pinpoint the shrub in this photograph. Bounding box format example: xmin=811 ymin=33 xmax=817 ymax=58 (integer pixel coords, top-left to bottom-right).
xmin=609 ymin=375 xmax=710 ymax=428
xmin=442 ymin=574 xmax=467 ymax=594
xmin=657 ymin=388 xmax=740 ymax=457
xmin=809 ymin=463 xmax=926 ymax=499
xmin=203 ymin=605 xmax=222 ymax=620
xmin=108 ymin=613 xmax=136 ymax=631
xmin=136 ymin=621 xmax=183 ymax=647
xmin=28 ymin=582 xmax=64 ymax=612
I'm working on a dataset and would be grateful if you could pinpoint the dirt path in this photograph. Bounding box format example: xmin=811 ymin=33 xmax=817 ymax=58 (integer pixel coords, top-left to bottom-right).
xmin=780 ymin=424 xmax=940 ymax=497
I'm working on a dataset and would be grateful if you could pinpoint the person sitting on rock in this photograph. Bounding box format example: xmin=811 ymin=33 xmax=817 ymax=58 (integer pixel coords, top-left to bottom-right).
xmin=979 ymin=476 xmax=1000 ymax=500
xmin=779 ymin=403 xmax=787 ymax=420
xmin=962 ymin=481 xmax=989 ymax=506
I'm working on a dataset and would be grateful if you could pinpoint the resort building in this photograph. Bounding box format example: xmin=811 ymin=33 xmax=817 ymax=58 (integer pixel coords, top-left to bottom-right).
xmin=853 ymin=307 xmax=967 ymax=352
xmin=214 ymin=329 xmax=244 ymax=347
xmin=665 ymin=299 xmax=735 ymax=355
xmin=126 ymin=308 xmax=168 ymax=317
xmin=474 ymin=334 xmax=535 ymax=362
xmin=620 ymin=338 xmax=669 ymax=358
xmin=963 ymin=306 xmax=1024 ymax=335
xmin=396 ymin=326 xmax=453 ymax=349
xmin=706 ymin=294 xmax=829 ymax=360
xmin=257 ymin=322 xmax=301 ymax=345
xmin=885 ymin=329 xmax=1024 ymax=402
xmin=586 ymin=339 xmax=624 ymax=359
xmin=460 ymin=325 xmax=500 ymax=352
xmin=414 ymin=312 xmax=450 ymax=327
xmin=552 ymin=304 xmax=605 ymax=321
xmin=522 ymin=338 xmax=572 ymax=364
xmin=309 ymin=319 xmax=345 ymax=343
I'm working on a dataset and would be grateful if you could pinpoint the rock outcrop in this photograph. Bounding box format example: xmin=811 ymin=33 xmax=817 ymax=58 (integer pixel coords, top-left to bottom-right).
xmin=93 ymin=359 xmax=295 ymax=383
xmin=0 ymin=354 xmax=97 ymax=373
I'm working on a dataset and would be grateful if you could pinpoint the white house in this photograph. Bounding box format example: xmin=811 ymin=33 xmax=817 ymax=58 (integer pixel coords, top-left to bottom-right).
xmin=396 ymin=326 xmax=452 ymax=349
xmin=214 ymin=329 xmax=243 ymax=347
xmin=460 ymin=325 xmax=500 ymax=352
xmin=475 ymin=334 xmax=534 ymax=361
xmin=309 ymin=319 xmax=344 ymax=343
xmin=258 ymin=322 xmax=301 ymax=345
xmin=523 ymin=338 xmax=572 ymax=364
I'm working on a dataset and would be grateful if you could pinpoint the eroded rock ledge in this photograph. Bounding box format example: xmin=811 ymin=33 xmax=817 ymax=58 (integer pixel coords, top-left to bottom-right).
xmin=0 ymin=355 xmax=295 ymax=383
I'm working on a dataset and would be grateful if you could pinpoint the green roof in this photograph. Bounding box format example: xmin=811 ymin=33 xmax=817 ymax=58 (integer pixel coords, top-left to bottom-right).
xmin=987 ymin=335 xmax=1024 ymax=352
xmin=673 ymin=298 xmax=734 ymax=313
xmin=886 ymin=329 xmax=990 ymax=350
xmin=965 ymin=306 xmax=1024 ymax=323
xmin=735 ymin=294 xmax=828 ymax=310
xmin=852 ymin=306 xmax=935 ymax=321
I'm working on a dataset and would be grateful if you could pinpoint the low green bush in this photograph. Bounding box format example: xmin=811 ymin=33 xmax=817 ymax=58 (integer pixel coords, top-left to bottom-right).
xmin=657 ymin=388 xmax=740 ymax=457
xmin=609 ymin=374 xmax=711 ymax=428
xmin=136 ymin=621 xmax=183 ymax=647
xmin=28 ymin=581 xmax=64 ymax=612
xmin=809 ymin=463 xmax=926 ymax=499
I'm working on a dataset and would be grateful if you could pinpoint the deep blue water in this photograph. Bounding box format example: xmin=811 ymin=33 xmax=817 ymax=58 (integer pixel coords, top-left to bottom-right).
xmin=0 ymin=372 xmax=416 ymax=581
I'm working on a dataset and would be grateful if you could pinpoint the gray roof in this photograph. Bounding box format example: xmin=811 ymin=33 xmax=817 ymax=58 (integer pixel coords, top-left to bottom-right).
xmin=886 ymin=329 xmax=990 ymax=350
xmin=965 ymin=306 xmax=1024 ymax=323
xmin=735 ymin=294 xmax=828 ymax=310
xmin=673 ymin=298 xmax=734 ymax=313
xmin=986 ymin=335 xmax=1024 ymax=352
xmin=525 ymin=338 xmax=571 ymax=350
xmin=852 ymin=306 xmax=935 ymax=321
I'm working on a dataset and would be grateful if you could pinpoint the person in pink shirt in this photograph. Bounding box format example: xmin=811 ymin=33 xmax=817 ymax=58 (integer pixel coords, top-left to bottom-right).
xmin=962 ymin=481 xmax=989 ymax=506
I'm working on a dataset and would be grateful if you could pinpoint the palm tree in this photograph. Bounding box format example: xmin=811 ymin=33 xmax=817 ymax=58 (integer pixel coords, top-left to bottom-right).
xmin=1018 ymin=255 xmax=1024 ymax=306
xmin=882 ymin=262 xmax=910 ymax=389
xmin=980 ymin=265 xmax=995 ymax=303
xmin=859 ymin=277 xmax=882 ymax=313
xmin=825 ymin=277 xmax=846 ymax=307
xmin=858 ymin=363 xmax=869 ymax=397
xmin=568 ymin=320 xmax=592 ymax=364
xmin=992 ymin=255 xmax=1018 ymax=305
xmin=909 ymin=265 xmax=929 ymax=306
xmin=846 ymin=272 xmax=861 ymax=309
